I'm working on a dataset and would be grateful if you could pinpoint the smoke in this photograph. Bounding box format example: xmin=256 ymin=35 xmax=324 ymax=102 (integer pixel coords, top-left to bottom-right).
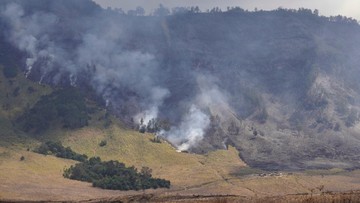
xmin=1 ymin=2 xmax=214 ymax=150
xmin=5 ymin=1 xmax=360 ymax=170
xmin=196 ymin=74 xmax=230 ymax=113
xmin=1 ymin=3 xmax=58 ymax=77
xmin=1 ymin=2 xmax=169 ymax=125
xmin=163 ymin=104 xmax=210 ymax=151
xmin=160 ymin=74 xmax=229 ymax=151
xmin=134 ymin=87 xmax=170 ymax=125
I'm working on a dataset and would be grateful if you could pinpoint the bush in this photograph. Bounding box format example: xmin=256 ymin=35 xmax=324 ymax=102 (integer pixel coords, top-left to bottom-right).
xmin=64 ymin=157 xmax=171 ymax=191
xmin=12 ymin=87 xmax=20 ymax=97
xmin=27 ymin=87 xmax=36 ymax=94
xmin=99 ymin=140 xmax=107 ymax=147
xmin=35 ymin=141 xmax=88 ymax=162
xmin=18 ymin=88 xmax=89 ymax=133
xmin=150 ymin=136 xmax=161 ymax=143
xmin=139 ymin=125 xmax=146 ymax=133
xmin=2 ymin=65 xmax=18 ymax=78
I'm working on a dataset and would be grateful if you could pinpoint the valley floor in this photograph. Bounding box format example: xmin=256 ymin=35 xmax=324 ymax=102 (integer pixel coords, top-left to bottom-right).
xmin=1 ymin=132 xmax=360 ymax=203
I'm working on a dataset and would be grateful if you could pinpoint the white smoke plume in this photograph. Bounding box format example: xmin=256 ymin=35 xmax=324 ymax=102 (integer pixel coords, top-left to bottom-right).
xmin=196 ymin=74 xmax=229 ymax=110
xmin=164 ymin=104 xmax=210 ymax=151
xmin=1 ymin=3 xmax=170 ymax=123
xmin=0 ymin=2 xmax=229 ymax=152
xmin=1 ymin=3 xmax=58 ymax=77
xmin=161 ymin=74 xmax=228 ymax=151
xmin=134 ymin=87 xmax=170 ymax=125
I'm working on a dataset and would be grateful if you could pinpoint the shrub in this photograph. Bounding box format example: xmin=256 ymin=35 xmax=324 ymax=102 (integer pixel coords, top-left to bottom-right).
xmin=2 ymin=65 xmax=18 ymax=78
xmin=150 ymin=136 xmax=161 ymax=143
xmin=27 ymin=87 xmax=36 ymax=94
xmin=12 ymin=86 xmax=20 ymax=97
xmin=64 ymin=157 xmax=171 ymax=191
xmin=99 ymin=140 xmax=107 ymax=147
xmin=35 ymin=141 xmax=88 ymax=162
xmin=139 ymin=125 xmax=146 ymax=133
xmin=18 ymin=88 xmax=89 ymax=133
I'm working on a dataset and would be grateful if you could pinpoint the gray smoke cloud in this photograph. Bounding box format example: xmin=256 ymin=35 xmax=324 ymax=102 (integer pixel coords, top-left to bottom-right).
xmin=160 ymin=74 xmax=230 ymax=151
xmin=5 ymin=1 xmax=359 ymax=170
xmin=1 ymin=3 xmax=170 ymax=121
xmin=0 ymin=2 xmax=222 ymax=150
xmin=2 ymin=3 xmax=59 ymax=78
xmin=164 ymin=104 xmax=210 ymax=151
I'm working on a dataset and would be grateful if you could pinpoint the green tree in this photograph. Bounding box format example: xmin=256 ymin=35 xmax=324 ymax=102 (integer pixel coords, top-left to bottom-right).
xmin=2 ymin=65 xmax=18 ymax=78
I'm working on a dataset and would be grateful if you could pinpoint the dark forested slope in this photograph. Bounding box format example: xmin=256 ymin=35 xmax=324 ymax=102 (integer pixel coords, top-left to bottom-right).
xmin=1 ymin=0 xmax=360 ymax=170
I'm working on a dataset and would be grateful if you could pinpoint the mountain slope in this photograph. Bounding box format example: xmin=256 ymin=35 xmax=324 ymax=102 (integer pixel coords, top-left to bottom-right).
xmin=0 ymin=65 xmax=249 ymax=200
xmin=2 ymin=0 xmax=360 ymax=170
xmin=0 ymin=16 xmax=360 ymax=202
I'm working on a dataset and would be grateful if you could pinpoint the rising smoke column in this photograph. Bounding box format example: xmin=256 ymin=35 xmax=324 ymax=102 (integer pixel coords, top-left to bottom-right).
xmin=164 ymin=104 xmax=210 ymax=151
xmin=1 ymin=2 xmax=169 ymax=122
xmin=162 ymin=74 xmax=229 ymax=151
xmin=1 ymin=3 xmax=59 ymax=78
xmin=76 ymin=33 xmax=170 ymax=120
xmin=1 ymin=2 xmax=233 ymax=152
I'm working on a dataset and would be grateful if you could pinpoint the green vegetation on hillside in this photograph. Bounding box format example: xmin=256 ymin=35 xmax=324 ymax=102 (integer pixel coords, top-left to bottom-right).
xmin=63 ymin=157 xmax=171 ymax=191
xmin=17 ymin=88 xmax=89 ymax=134
xmin=0 ymin=36 xmax=21 ymax=79
xmin=2 ymin=64 xmax=18 ymax=78
xmin=35 ymin=141 xmax=88 ymax=162
xmin=34 ymin=140 xmax=171 ymax=191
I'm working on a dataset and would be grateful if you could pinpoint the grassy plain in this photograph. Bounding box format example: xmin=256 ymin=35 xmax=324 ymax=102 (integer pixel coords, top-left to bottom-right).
xmin=1 ymin=68 xmax=360 ymax=202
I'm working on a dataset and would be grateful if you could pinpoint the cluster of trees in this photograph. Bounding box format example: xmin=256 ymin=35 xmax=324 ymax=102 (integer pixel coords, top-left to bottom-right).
xmin=110 ymin=4 xmax=200 ymax=16
xmin=35 ymin=141 xmax=88 ymax=162
xmin=275 ymin=7 xmax=358 ymax=24
xmin=138 ymin=118 xmax=159 ymax=133
xmin=63 ymin=157 xmax=171 ymax=190
xmin=35 ymin=141 xmax=169 ymax=191
xmin=2 ymin=64 xmax=18 ymax=78
xmin=138 ymin=118 xmax=171 ymax=134
xmin=108 ymin=4 xmax=358 ymax=25
xmin=0 ymin=35 xmax=21 ymax=79
xmin=17 ymin=88 xmax=89 ymax=133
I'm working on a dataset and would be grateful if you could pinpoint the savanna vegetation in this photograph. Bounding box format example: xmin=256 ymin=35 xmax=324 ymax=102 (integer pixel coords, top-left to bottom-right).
xmin=35 ymin=141 xmax=170 ymax=191
xmin=63 ymin=157 xmax=171 ymax=190
xmin=35 ymin=141 xmax=88 ymax=162
xmin=17 ymin=88 xmax=89 ymax=134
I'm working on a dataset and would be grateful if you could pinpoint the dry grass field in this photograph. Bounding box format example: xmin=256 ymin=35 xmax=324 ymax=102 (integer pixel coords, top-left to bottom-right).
xmin=2 ymin=126 xmax=360 ymax=202
xmin=1 ymin=70 xmax=360 ymax=202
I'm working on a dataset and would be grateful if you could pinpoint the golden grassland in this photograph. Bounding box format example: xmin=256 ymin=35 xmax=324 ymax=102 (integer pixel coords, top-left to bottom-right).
xmin=2 ymin=124 xmax=360 ymax=202
xmin=0 ymin=146 xmax=151 ymax=201
xmin=61 ymin=125 xmax=247 ymax=188
xmin=1 ymin=69 xmax=360 ymax=202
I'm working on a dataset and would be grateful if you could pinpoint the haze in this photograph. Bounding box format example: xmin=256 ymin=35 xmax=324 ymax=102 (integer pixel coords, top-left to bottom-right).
xmin=93 ymin=0 xmax=360 ymax=20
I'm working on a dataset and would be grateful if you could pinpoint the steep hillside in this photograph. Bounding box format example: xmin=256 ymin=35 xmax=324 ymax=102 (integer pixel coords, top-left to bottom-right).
xmin=1 ymin=0 xmax=360 ymax=171
xmin=0 ymin=61 xmax=249 ymax=200
xmin=1 ymin=10 xmax=360 ymax=202
xmin=0 ymin=65 xmax=51 ymax=148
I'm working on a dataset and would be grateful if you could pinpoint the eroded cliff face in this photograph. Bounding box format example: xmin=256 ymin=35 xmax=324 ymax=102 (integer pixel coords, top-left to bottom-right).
xmin=1 ymin=0 xmax=360 ymax=169
xmin=207 ymin=73 xmax=360 ymax=170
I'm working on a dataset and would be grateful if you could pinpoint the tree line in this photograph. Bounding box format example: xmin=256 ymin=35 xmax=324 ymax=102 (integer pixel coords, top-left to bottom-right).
xmin=109 ymin=4 xmax=358 ymax=24
xmin=35 ymin=141 xmax=88 ymax=162
xmin=35 ymin=141 xmax=171 ymax=190
xmin=17 ymin=88 xmax=90 ymax=134
xmin=63 ymin=157 xmax=171 ymax=190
